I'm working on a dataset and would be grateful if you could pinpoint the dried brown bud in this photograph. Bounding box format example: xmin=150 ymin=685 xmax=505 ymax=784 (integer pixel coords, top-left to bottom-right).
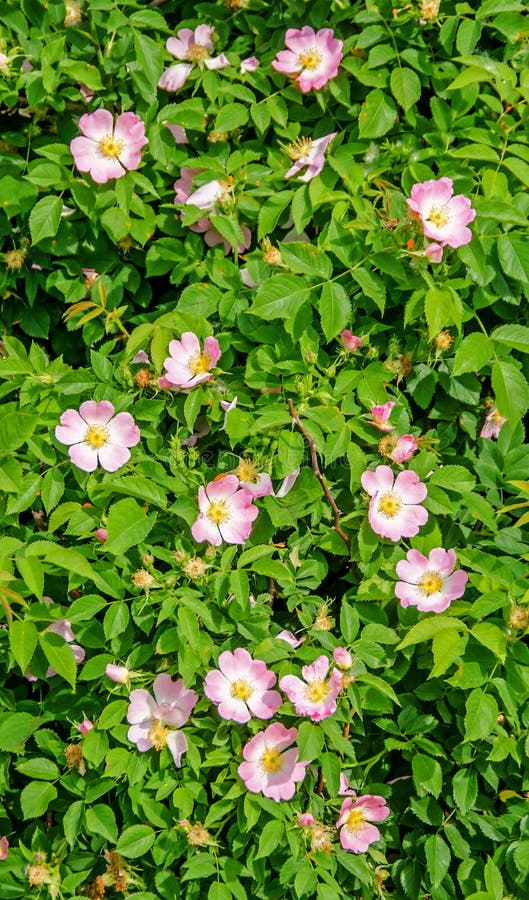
xmin=378 ymin=434 xmax=398 ymax=457
xmin=4 ymin=249 xmax=26 ymax=271
xmin=135 ymin=368 xmax=151 ymax=388
xmin=262 ymin=238 xmax=282 ymax=266
xmin=65 ymin=743 xmax=86 ymax=774
xmin=509 ymin=606 xmax=529 ymax=631
xmin=132 ymin=568 xmax=155 ymax=588
xmin=434 ymin=329 xmax=453 ymax=350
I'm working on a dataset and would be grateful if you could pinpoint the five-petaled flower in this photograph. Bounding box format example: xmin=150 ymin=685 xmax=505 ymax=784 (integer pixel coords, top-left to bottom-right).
xmin=272 ymin=27 xmax=343 ymax=93
xmin=238 ymin=723 xmax=308 ymax=801
xmin=55 ymin=400 xmax=140 ymax=472
xmin=368 ymin=401 xmax=395 ymax=431
xmin=336 ymin=795 xmax=390 ymax=853
xmin=407 ymin=177 xmax=475 ymax=249
xmin=191 ymin=474 xmax=259 ymax=546
xmin=158 ymin=24 xmax=229 ymax=92
xmin=395 ymin=547 xmax=468 ymax=613
xmin=285 ymin=133 xmax=336 ymax=182
xmin=127 ymin=674 xmax=198 ymax=767
xmin=279 ymin=655 xmax=342 ymax=722
xmin=163 ymin=332 xmax=221 ymax=389
xmin=204 ymin=648 xmax=281 ymax=723
xmin=70 ymin=110 xmax=148 ymax=183
xmin=480 ymin=405 xmax=506 ymax=439
xmin=390 ymin=434 xmax=418 ymax=464
xmin=361 ymin=465 xmax=428 ymax=542
xmin=342 ymin=330 xmax=362 ymax=352
xmin=235 ymin=458 xmax=274 ymax=498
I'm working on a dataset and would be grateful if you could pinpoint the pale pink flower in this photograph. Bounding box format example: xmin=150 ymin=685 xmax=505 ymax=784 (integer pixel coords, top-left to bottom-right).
xmin=285 ymin=132 xmax=336 ymax=183
xmin=240 ymin=267 xmax=256 ymax=288
xmin=204 ymin=648 xmax=281 ymax=723
xmin=79 ymin=84 xmax=94 ymax=103
xmin=192 ymin=474 xmax=259 ymax=546
xmin=240 ymin=56 xmax=259 ymax=73
xmin=339 ymin=773 xmax=356 ymax=796
xmin=55 ymin=400 xmax=140 ymax=473
xmin=368 ymin=401 xmax=395 ymax=431
xmin=337 ymin=795 xmax=390 ymax=853
xmin=70 ymin=110 xmax=148 ymax=184
xmin=272 ymin=27 xmax=343 ymax=93
xmin=186 ymin=179 xmax=229 ymax=214
xmin=238 ymin=723 xmax=308 ymax=801
xmin=77 ymin=719 xmax=93 ymax=734
xmin=279 ymin=655 xmax=342 ymax=722
xmin=105 ymin=664 xmax=130 ymax=684
xmin=395 ymin=547 xmax=468 ymax=613
xmin=25 ymin=614 xmax=85 ymax=681
xmin=275 ymin=468 xmax=300 ymax=498
xmin=407 ymin=177 xmax=475 ymax=248
xmin=480 ymin=406 xmax=506 ymax=439
xmin=0 ymin=52 xmax=10 ymax=69
xmin=131 ymin=349 xmax=150 ymax=364
xmin=220 ymin=396 xmax=237 ymax=429
xmin=0 ymin=837 xmax=8 ymax=860
xmin=277 ymin=630 xmax=305 ymax=648
xmin=95 ymin=528 xmax=108 ymax=542
xmin=424 ymin=242 xmax=444 ymax=263
xmin=299 ymin=813 xmax=315 ymax=827
xmin=361 ymin=465 xmax=428 ymax=542
xmin=342 ymin=330 xmax=362 ymax=352
xmin=390 ymin=435 xmax=418 ymax=464
xmin=158 ymin=25 xmax=229 ymax=92
xmin=127 ymin=674 xmax=198 ymax=767
xmin=163 ymin=122 xmax=188 ymax=144
xmin=236 ymin=459 xmax=274 ymax=498
xmin=174 ymin=168 xmax=250 ymax=254
xmin=333 ymin=647 xmax=352 ymax=670
xmin=163 ymin=332 xmax=221 ymax=389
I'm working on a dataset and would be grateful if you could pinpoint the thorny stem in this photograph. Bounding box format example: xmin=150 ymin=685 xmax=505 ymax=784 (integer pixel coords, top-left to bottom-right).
xmin=287 ymin=399 xmax=350 ymax=552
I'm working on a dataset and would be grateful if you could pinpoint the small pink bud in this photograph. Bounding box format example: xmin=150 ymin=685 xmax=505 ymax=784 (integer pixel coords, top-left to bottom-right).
xmin=298 ymin=813 xmax=315 ymax=827
xmin=333 ymin=647 xmax=353 ymax=669
xmin=390 ymin=435 xmax=418 ymax=464
xmin=341 ymin=330 xmax=362 ymax=352
xmin=95 ymin=528 xmax=108 ymax=542
xmin=0 ymin=836 xmax=8 ymax=860
xmin=105 ymin=664 xmax=129 ymax=684
xmin=77 ymin=719 xmax=93 ymax=734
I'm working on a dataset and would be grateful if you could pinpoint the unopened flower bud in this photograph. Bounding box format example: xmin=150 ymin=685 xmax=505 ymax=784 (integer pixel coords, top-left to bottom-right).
xmin=105 ymin=664 xmax=130 ymax=684
xmin=77 ymin=719 xmax=93 ymax=735
xmin=298 ymin=813 xmax=316 ymax=827
xmin=509 ymin=606 xmax=529 ymax=631
xmin=333 ymin=647 xmax=353 ymax=670
xmin=95 ymin=528 xmax=108 ymax=542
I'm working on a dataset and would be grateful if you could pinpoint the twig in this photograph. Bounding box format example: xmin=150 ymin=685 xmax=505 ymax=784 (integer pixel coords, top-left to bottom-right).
xmin=287 ymin=399 xmax=350 ymax=552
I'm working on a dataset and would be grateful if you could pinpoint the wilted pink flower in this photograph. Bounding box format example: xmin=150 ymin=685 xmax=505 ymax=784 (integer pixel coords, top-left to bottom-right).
xmin=163 ymin=122 xmax=188 ymax=144
xmin=390 ymin=435 xmax=418 ymax=464
xmin=236 ymin=459 xmax=274 ymax=498
xmin=480 ymin=406 xmax=506 ymax=439
xmin=131 ymin=349 xmax=150 ymax=365
xmin=238 ymin=723 xmax=308 ymax=801
xmin=275 ymin=468 xmax=300 ymax=498
xmin=79 ymin=84 xmax=93 ymax=103
xmin=192 ymin=474 xmax=259 ymax=546
xmin=407 ymin=177 xmax=475 ymax=248
xmin=127 ymin=674 xmax=198 ymax=767
xmin=174 ymin=168 xmax=250 ymax=254
xmin=280 ymin=655 xmax=342 ymax=722
xmin=0 ymin=837 xmax=8 ymax=860
xmin=95 ymin=528 xmax=108 ymax=542
xmin=220 ymin=396 xmax=237 ymax=429
xmin=55 ymin=400 xmax=140 ymax=473
xmin=105 ymin=664 xmax=130 ymax=684
xmin=70 ymin=110 xmax=148 ymax=183
xmin=298 ymin=813 xmax=315 ymax=827
xmin=25 ymin=614 xmax=85 ymax=681
xmin=339 ymin=773 xmax=356 ymax=796
xmin=368 ymin=401 xmax=395 ymax=432
xmin=77 ymin=719 xmax=93 ymax=734
xmin=272 ymin=27 xmax=343 ymax=93
xmin=158 ymin=25 xmax=229 ymax=92
xmin=337 ymin=795 xmax=390 ymax=853
xmin=285 ymin=132 xmax=336 ymax=183
xmin=204 ymin=648 xmax=281 ymax=723
xmin=277 ymin=630 xmax=305 ymax=648
xmin=187 ymin=179 xmax=230 ymax=214
xmin=163 ymin=332 xmax=221 ymax=389
xmin=240 ymin=56 xmax=259 ymax=73
xmin=395 ymin=547 xmax=468 ymax=613
xmin=361 ymin=465 xmax=428 ymax=542
xmin=333 ymin=647 xmax=352 ymax=670
xmin=342 ymin=330 xmax=362 ymax=352
xmin=424 ymin=242 xmax=444 ymax=263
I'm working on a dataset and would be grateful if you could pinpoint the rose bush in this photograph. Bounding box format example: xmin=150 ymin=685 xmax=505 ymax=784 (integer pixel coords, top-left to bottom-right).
xmin=1 ymin=1 xmax=529 ymax=898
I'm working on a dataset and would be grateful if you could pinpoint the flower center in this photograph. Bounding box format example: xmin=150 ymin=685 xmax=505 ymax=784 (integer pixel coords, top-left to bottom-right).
xmin=187 ymin=43 xmax=209 ymax=61
xmin=260 ymin=748 xmax=283 ymax=772
xmin=418 ymin=571 xmax=443 ymax=596
xmin=148 ymin=719 xmax=170 ymax=750
xmin=231 ymin=679 xmax=253 ymax=701
xmin=306 ymin=680 xmax=330 ymax=703
xmin=427 ymin=205 xmax=451 ymax=228
xmin=98 ymin=134 xmax=125 ymax=159
xmin=298 ymin=48 xmax=323 ymax=70
xmin=236 ymin=459 xmax=258 ymax=484
xmin=85 ymin=424 xmax=110 ymax=449
xmin=346 ymin=809 xmax=366 ymax=832
xmin=287 ymin=137 xmax=313 ymax=161
xmin=377 ymin=491 xmax=402 ymax=518
xmin=188 ymin=352 xmax=211 ymax=376
xmin=207 ymin=499 xmax=230 ymax=525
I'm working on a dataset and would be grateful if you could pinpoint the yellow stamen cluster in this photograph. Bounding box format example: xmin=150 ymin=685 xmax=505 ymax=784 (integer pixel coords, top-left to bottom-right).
xmin=262 ymin=238 xmax=282 ymax=265
xmin=183 ymin=556 xmax=207 ymax=578
xmin=98 ymin=134 xmax=125 ymax=159
xmin=231 ymin=679 xmax=253 ymax=701
xmin=310 ymin=824 xmax=333 ymax=854
xmin=287 ymin=137 xmax=313 ymax=161
xmin=208 ymin=131 xmax=230 ymax=143
xmin=418 ymin=571 xmax=443 ymax=596
xmin=4 ymin=249 xmax=26 ymax=271
xmin=306 ymin=680 xmax=330 ymax=703
xmin=64 ymin=1 xmax=83 ymax=26
xmin=427 ymin=205 xmax=451 ymax=228
xmin=188 ymin=352 xmax=211 ymax=376
xmin=207 ymin=499 xmax=230 ymax=525
xmin=419 ymin=0 xmax=441 ymax=21
xmin=186 ymin=43 xmax=209 ymax=62
xmin=260 ymin=747 xmax=283 ymax=772
xmin=85 ymin=424 xmax=109 ymax=449
xmin=435 ymin=329 xmax=453 ymax=350
xmin=378 ymin=435 xmax=398 ymax=458
xmin=132 ymin=568 xmax=155 ymax=588
xmin=187 ymin=823 xmax=213 ymax=846
xmin=346 ymin=808 xmax=366 ymax=832
xmin=298 ymin=48 xmax=323 ymax=70
xmin=65 ymin=743 xmax=86 ymax=774
xmin=147 ymin=719 xmax=170 ymax=750
xmin=237 ymin=459 xmax=259 ymax=484
xmin=377 ymin=491 xmax=402 ymax=518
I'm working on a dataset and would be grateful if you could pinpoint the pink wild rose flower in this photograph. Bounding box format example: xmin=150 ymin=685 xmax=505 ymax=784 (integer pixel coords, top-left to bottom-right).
xmin=279 ymin=655 xmax=342 ymax=722
xmin=174 ymin=168 xmax=251 ymax=254
xmin=272 ymin=27 xmax=343 ymax=93
xmin=163 ymin=332 xmax=221 ymax=389
xmin=127 ymin=674 xmax=198 ymax=767
xmin=342 ymin=330 xmax=362 ymax=352
xmin=407 ymin=177 xmax=475 ymax=248
xmin=0 ymin=837 xmax=8 ymax=860
xmin=390 ymin=435 xmax=418 ymax=464
xmin=240 ymin=56 xmax=259 ymax=73
xmin=395 ymin=547 xmax=468 ymax=613
xmin=70 ymin=110 xmax=147 ymax=183
xmin=77 ymin=719 xmax=93 ymax=735
xmin=333 ymin=647 xmax=353 ymax=670
xmin=337 ymin=795 xmax=390 ymax=853
xmin=238 ymin=722 xmax=308 ymax=801
xmin=277 ymin=630 xmax=305 ymax=648
xmin=192 ymin=474 xmax=259 ymax=546
xmin=480 ymin=406 xmax=506 ymax=439
xmin=361 ymin=465 xmax=428 ymax=541
xmin=158 ymin=25 xmax=229 ymax=92
xmin=204 ymin=648 xmax=281 ymax=723
xmin=55 ymin=400 xmax=140 ymax=473
xmin=368 ymin=401 xmax=395 ymax=431
xmin=285 ymin=133 xmax=336 ymax=183
xmin=235 ymin=459 xmax=274 ymax=498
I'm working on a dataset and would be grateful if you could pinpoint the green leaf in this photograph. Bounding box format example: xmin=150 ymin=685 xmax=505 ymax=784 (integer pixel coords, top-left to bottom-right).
xmin=397 ymin=617 xmax=467 ymax=650
xmin=491 ymin=360 xmax=529 ymax=422
xmin=424 ymin=288 xmax=462 ymax=339
xmin=431 ymin=628 xmax=467 ymax=678
xmin=208 ymin=885 xmax=232 ymax=900
xmin=296 ymin=721 xmax=325 ymax=761
xmin=279 ymin=242 xmax=333 ymax=279
xmin=390 ymin=67 xmax=421 ymax=112
xmin=60 ymin=60 xmax=104 ymax=90
xmin=16 ymin=757 xmax=60 ymax=781
xmin=484 ymin=856 xmax=504 ymax=900
xmin=424 ymin=834 xmax=451 ymax=889
xmin=85 ymin=804 xmax=118 ymax=843
xmin=412 ymin=754 xmax=442 ymax=799
xmin=40 ymin=468 xmax=65 ymax=514
xmin=0 ymin=712 xmax=38 ymax=752
xmin=250 ymin=274 xmax=309 ymax=321
xmin=39 ymin=632 xmax=77 ymax=689
xmin=471 ymin=623 xmax=506 ymax=662
xmin=355 ymin=673 xmax=401 ymax=706
xmin=452 ymin=768 xmax=477 ymax=815
xmin=351 ymin=267 xmax=386 ymax=314
xmin=9 ymin=620 xmax=39 ymax=674
xmin=0 ymin=175 xmax=38 ymax=217
xmin=321 ymin=750 xmax=341 ymax=796
xmin=133 ymin=33 xmax=164 ymax=91
xmin=0 ymin=411 xmax=38 ymax=454
xmin=453 ymin=333 xmax=494 ymax=375
xmin=21 ymin=781 xmax=58 ymax=819
xmin=63 ymin=800 xmax=85 ymax=847
xmin=498 ymin=234 xmax=529 ymax=282
xmin=464 ymin=689 xmax=498 ymax=741
xmin=101 ymin=207 xmax=130 ymax=243
xmin=215 ymin=103 xmax=249 ymax=132
xmin=255 ymin=820 xmax=284 ymax=859
xmin=29 ymin=196 xmax=63 ymax=244
xmin=358 ymin=89 xmax=397 ymax=139
xmin=104 ymin=498 xmax=155 ymax=555
xmin=429 ymin=465 xmax=475 ymax=492
xmin=116 ymin=824 xmax=156 ymax=858
xmin=319 ymin=281 xmax=350 ymax=341
xmin=492 ymin=323 xmax=529 ymax=353
xmin=16 ymin=556 xmax=44 ymax=598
